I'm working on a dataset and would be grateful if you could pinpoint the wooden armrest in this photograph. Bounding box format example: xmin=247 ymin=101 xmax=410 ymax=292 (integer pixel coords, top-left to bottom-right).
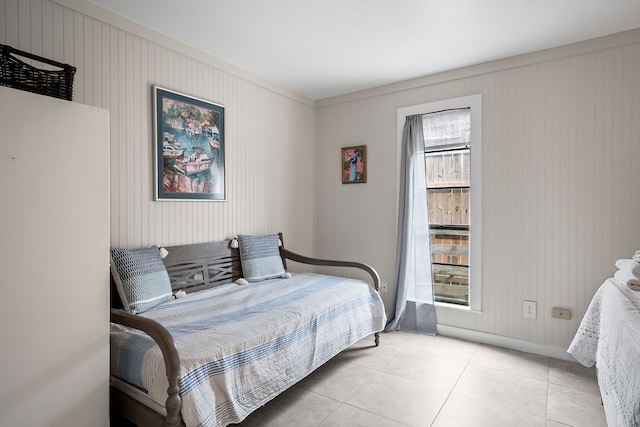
xmin=110 ymin=308 xmax=183 ymax=427
xmin=280 ymin=248 xmax=381 ymax=292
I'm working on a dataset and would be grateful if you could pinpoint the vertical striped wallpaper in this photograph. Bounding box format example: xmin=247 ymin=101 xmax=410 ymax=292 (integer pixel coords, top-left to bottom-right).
xmin=315 ymin=32 xmax=640 ymax=348
xmin=0 ymin=0 xmax=316 ymax=254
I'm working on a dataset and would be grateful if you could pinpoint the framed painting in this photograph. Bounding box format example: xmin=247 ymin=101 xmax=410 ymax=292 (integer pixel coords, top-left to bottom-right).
xmin=342 ymin=145 xmax=367 ymax=184
xmin=154 ymin=86 xmax=225 ymax=201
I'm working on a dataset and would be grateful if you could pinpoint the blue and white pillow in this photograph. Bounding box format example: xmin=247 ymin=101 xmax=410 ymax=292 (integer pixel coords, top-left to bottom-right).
xmin=110 ymin=246 xmax=173 ymax=314
xmin=235 ymin=234 xmax=290 ymax=284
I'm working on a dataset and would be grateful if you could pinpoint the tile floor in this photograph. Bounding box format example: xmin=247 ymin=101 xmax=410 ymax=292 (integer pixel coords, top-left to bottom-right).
xmin=232 ymin=331 xmax=607 ymax=427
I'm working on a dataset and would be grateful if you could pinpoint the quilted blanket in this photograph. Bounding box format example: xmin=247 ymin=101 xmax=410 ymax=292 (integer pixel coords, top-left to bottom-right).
xmin=110 ymin=272 xmax=386 ymax=427
xmin=568 ymin=278 xmax=640 ymax=427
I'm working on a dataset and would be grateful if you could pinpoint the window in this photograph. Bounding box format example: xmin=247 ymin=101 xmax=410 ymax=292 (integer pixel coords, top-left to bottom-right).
xmin=423 ymin=109 xmax=471 ymax=305
xmin=396 ymin=95 xmax=481 ymax=310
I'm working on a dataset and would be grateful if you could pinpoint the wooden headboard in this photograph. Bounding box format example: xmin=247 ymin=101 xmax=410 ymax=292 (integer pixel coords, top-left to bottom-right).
xmin=163 ymin=240 xmax=243 ymax=292
xmin=111 ymin=233 xmax=289 ymax=309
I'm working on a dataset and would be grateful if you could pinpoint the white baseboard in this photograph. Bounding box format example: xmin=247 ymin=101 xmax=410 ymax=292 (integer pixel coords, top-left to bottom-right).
xmin=437 ymin=324 xmax=576 ymax=362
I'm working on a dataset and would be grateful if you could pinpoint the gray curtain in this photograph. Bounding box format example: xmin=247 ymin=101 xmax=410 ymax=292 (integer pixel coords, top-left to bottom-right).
xmin=385 ymin=115 xmax=436 ymax=335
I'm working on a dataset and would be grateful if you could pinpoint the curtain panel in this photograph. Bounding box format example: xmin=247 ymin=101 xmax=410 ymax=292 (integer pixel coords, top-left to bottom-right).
xmin=386 ymin=114 xmax=436 ymax=335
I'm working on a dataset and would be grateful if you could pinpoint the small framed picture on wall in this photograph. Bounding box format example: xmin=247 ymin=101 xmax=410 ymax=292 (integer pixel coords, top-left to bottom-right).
xmin=342 ymin=145 xmax=367 ymax=184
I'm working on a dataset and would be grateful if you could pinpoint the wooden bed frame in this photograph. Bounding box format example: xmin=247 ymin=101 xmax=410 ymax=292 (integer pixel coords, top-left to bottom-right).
xmin=110 ymin=233 xmax=381 ymax=427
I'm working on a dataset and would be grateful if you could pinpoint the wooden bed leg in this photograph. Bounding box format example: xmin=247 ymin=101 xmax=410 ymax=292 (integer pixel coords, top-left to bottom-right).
xmin=165 ymin=377 xmax=182 ymax=426
xmin=374 ymin=332 xmax=380 ymax=346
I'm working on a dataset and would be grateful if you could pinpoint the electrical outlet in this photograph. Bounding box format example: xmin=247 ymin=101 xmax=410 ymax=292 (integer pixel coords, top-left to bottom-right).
xmin=523 ymin=300 xmax=537 ymax=319
xmin=380 ymin=281 xmax=388 ymax=293
xmin=552 ymin=308 xmax=572 ymax=320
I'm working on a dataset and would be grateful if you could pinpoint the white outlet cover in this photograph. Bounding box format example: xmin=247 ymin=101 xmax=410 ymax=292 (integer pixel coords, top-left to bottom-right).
xmin=523 ymin=300 xmax=537 ymax=319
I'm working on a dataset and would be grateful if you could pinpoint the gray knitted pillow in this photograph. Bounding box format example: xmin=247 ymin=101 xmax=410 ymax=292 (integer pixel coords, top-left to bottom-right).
xmin=236 ymin=234 xmax=288 ymax=282
xmin=110 ymin=246 xmax=173 ymax=314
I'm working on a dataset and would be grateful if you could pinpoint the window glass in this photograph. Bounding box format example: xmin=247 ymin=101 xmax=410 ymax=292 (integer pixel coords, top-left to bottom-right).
xmin=423 ymin=109 xmax=471 ymax=306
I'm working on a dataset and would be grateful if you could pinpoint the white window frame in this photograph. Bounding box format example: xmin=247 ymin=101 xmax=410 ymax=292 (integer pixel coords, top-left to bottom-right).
xmin=397 ymin=94 xmax=482 ymax=311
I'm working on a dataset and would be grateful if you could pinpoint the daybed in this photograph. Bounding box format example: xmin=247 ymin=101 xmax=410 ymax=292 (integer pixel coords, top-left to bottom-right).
xmin=109 ymin=233 xmax=387 ymax=427
xmin=568 ymin=277 xmax=640 ymax=426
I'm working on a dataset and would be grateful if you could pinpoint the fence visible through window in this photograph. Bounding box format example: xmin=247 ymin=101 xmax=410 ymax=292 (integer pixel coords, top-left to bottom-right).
xmin=423 ymin=109 xmax=471 ymax=306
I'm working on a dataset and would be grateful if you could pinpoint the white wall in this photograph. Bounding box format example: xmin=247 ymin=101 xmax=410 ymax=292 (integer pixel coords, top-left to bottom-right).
xmin=315 ymin=29 xmax=640 ymax=351
xmin=0 ymin=0 xmax=317 ymax=254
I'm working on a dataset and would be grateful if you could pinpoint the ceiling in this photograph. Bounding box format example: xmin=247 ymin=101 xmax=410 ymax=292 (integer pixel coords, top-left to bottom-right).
xmin=89 ymin=0 xmax=640 ymax=100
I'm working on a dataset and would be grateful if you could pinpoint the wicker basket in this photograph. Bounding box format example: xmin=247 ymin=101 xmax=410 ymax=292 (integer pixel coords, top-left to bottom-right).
xmin=0 ymin=44 xmax=76 ymax=101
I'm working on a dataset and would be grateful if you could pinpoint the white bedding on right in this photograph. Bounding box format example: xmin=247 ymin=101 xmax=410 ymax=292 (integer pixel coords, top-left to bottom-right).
xmin=568 ymin=278 xmax=640 ymax=427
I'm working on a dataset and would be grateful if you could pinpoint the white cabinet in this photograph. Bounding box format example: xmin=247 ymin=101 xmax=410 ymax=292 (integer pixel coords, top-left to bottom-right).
xmin=0 ymin=87 xmax=110 ymax=426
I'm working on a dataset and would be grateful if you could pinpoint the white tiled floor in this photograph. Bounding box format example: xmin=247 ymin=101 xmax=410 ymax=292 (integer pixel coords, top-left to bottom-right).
xmin=233 ymin=331 xmax=607 ymax=427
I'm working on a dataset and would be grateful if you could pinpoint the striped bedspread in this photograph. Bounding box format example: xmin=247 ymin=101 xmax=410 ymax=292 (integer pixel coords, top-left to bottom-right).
xmin=110 ymin=272 xmax=387 ymax=427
